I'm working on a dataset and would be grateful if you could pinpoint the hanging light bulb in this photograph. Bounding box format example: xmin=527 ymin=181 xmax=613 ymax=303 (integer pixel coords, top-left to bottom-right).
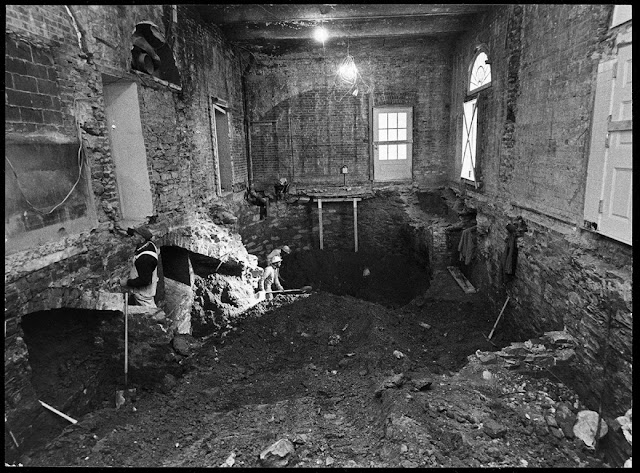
xmin=338 ymin=56 xmax=358 ymax=84
xmin=313 ymin=26 xmax=329 ymax=43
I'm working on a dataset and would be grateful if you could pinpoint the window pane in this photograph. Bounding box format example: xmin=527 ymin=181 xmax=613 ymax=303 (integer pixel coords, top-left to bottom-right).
xmin=398 ymin=144 xmax=407 ymax=160
xmin=398 ymin=129 xmax=407 ymax=141
xmin=379 ymin=145 xmax=388 ymax=160
xmin=379 ymin=113 xmax=387 ymax=129
xmin=379 ymin=130 xmax=388 ymax=142
xmin=388 ymin=113 xmax=397 ymax=128
xmin=388 ymin=144 xmax=397 ymax=160
xmin=470 ymin=52 xmax=492 ymax=91
xmin=388 ymin=129 xmax=397 ymax=141
xmin=397 ymin=113 xmax=406 ymax=129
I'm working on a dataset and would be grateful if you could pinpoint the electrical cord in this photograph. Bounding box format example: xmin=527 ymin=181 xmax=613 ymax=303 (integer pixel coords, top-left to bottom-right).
xmin=5 ymin=98 xmax=86 ymax=215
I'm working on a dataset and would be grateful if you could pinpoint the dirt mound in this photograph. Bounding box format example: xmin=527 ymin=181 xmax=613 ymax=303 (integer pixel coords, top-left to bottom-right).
xmin=20 ymin=288 xmax=609 ymax=468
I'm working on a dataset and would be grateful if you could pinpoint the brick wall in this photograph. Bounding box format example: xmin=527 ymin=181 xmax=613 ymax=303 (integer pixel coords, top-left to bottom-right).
xmin=446 ymin=4 xmax=632 ymax=444
xmin=245 ymin=36 xmax=454 ymax=190
xmin=4 ymin=4 xmax=251 ymax=453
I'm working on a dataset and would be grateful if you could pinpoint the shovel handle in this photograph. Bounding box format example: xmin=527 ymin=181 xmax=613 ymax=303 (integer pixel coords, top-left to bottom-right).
xmin=488 ymin=296 xmax=510 ymax=340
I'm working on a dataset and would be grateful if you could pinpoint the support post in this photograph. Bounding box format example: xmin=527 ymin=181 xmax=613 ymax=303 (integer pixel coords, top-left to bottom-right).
xmin=318 ymin=198 xmax=323 ymax=250
xmin=353 ymin=198 xmax=358 ymax=252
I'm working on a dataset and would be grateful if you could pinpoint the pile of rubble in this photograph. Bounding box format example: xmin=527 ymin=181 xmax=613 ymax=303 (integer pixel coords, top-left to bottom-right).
xmin=473 ymin=330 xmax=632 ymax=467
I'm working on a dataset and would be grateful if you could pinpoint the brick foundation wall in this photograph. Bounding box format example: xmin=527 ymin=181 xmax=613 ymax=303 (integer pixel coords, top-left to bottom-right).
xmin=4 ymin=4 xmax=251 ymax=453
xmin=245 ymin=36 xmax=454 ymax=190
xmin=446 ymin=3 xmax=631 ymax=447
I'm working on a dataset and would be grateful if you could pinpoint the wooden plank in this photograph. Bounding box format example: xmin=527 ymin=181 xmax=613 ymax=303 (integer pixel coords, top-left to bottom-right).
xmin=353 ymin=199 xmax=358 ymax=252
xmin=447 ymin=266 xmax=477 ymax=294
xmin=316 ymin=197 xmax=362 ymax=202
xmin=318 ymin=198 xmax=323 ymax=250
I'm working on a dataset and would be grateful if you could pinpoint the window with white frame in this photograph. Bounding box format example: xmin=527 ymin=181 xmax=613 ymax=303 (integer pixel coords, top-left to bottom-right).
xmin=461 ymin=49 xmax=492 ymax=184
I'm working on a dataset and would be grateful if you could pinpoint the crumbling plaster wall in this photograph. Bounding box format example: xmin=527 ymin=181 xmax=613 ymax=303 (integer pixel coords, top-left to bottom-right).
xmin=447 ymin=3 xmax=631 ymax=431
xmin=5 ymin=4 xmax=255 ymax=452
xmin=245 ymin=36 xmax=454 ymax=190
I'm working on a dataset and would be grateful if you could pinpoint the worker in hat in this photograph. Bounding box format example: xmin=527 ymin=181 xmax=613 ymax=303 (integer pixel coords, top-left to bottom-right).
xmin=258 ymin=255 xmax=283 ymax=301
xmin=267 ymin=245 xmax=291 ymax=264
xmin=120 ymin=226 xmax=159 ymax=307
xmin=267 ymin=244 xmax=290 ymax=286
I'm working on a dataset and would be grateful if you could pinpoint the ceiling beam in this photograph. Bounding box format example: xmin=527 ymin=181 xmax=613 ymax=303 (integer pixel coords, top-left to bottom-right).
xmin=196 ymin=4 xmax=494 ymax=24
xmin=217 ymin=15 xmax=476 ymax=42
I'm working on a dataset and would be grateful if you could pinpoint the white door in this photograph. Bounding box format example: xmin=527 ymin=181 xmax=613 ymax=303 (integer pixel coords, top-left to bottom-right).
xmin=373 ymin=107 xmax=412 ymax=181
xmin=599 ymin=43 xmax=632 ymax=244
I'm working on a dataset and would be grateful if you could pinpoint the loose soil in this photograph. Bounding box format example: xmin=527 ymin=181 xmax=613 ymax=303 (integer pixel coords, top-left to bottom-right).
xmin=18 ymin=270 xmax=607 ymax=468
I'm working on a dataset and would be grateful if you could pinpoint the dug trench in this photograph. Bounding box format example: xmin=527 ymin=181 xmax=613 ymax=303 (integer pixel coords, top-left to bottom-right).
xmin=15 ymin=246 xmax=609 ymax=468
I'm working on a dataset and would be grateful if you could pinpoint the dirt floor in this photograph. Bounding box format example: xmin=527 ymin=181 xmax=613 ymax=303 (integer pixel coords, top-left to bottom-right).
xmin=16 ymin=267 xmax=609 ymax=468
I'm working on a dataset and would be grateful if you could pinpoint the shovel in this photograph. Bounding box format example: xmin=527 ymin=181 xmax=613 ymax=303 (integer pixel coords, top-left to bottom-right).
xmin=267 ymin=285 xmax=313 ymax=295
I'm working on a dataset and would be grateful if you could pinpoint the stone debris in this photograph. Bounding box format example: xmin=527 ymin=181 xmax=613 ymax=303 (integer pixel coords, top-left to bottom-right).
xmin=259 ymin=439 xmax=295 ymax=467
xmin=410 ymin=378 xmax=433 ymax=392
xmin=573 ymin=410 xmax=609 ymax=448
xmin=220 ymin=451 xmax=235 ymax=467
xmin=393 ymin=350 xmax=405 ymax=359
xmin=473 ymin=330 xmax=577 ymax=372
xmin=418 ymin=322 xmax=431 ymax=329
xmin=375 ymin=373 xmax=406 ymax=397
xmin=328 ymin=334 xmax=341 ymax=346
xmin=614 ymin=408 xmax=632 ymax=446
xmin=483 ymin=418 xmax=507 ymax=438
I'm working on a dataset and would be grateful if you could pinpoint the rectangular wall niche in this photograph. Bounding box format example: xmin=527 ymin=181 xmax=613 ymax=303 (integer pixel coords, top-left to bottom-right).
xmin=4 ymin=139 xmax=97 ymax=254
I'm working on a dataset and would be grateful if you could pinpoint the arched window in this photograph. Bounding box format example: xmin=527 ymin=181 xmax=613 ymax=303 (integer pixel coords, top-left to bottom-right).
xmin=461 ymin=49 xmax=492 ymax=184
xmin=469 ymin=51 xmax=492 ymax=93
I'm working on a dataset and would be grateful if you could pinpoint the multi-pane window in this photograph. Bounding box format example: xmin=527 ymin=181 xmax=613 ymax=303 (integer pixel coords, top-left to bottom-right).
xmin=378 ymin=111 xmax=409 ymax=161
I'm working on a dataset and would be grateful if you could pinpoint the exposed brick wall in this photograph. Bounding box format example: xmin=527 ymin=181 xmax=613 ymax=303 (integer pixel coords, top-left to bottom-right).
xmin=245 ymin=36 xmax=454 ymax=190
xmin=4 ymin=4 xmax=251 ymax=452
xmin=446 ymin=4 xmax=631 ymax=445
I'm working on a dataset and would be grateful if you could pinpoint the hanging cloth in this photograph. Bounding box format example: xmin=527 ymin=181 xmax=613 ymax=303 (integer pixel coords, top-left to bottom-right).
xmin=502 ymin=224 xmax=518 ymax=276
xmin=457 ymin=226 xmax=477 ymax=265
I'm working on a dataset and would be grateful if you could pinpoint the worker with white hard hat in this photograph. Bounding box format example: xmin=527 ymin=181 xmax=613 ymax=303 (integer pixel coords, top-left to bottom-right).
xmin=258 ymin=255 xmax=283 ymax=301
xmin=267 ymin=245 xmax=291 ymax=264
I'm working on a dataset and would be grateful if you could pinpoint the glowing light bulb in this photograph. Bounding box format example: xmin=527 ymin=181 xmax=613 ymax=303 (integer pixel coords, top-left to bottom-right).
xmin=313 ymin=26 xmax=328 ymax=43
xmin=339 ymin=62 xmax=357 ymax=83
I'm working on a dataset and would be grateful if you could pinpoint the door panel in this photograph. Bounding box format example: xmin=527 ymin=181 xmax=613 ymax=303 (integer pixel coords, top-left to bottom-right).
xmin=599 ymin=43 xmax=632 ymax=244
xmin=373 ymin=107 xmax=412 ymax=181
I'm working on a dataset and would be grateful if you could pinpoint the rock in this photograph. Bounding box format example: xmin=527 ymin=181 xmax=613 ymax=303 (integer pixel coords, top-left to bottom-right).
xmin=555 ymin=402 xmax=577 ymax=438
xmin=614 ymin=408 xmax=632 ymax=445
xmin=482 ymin=370 xmax=493 ymax=380
xmin=573 ymin=410 xmax=609 ymax=447
xmin=161 ymin=373 xmax=177 ymax=393
xmin=259 ymin=439 xmax=295 ymax=467
xmin=375 ymin=373 xmax=406 ymax=397
xmin=483 ymin=419 xmax=507 ymax=438
xmin=478 ymin=353 xmax=497 ymax=364
xmin=550 ymin=426 xmax=565 ymax=439
xmin=393 ymin=350 xmax=405 ymax=359
xmin=172 ymin=334 xmax=193 ymax=356
xmin=400 ymin=460 xmax=419 ymax=468
xmin=325 ymin=456 xmax=334 ymax=466
xmin=411 ymin=378 xmax=433 ymax=391
xmin=624 ymin=458 xmax=632 ymax=468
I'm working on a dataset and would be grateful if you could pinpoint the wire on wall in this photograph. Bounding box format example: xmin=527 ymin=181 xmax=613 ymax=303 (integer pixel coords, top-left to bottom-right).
xmin=5 ymin=98 xmax=87 ymax=215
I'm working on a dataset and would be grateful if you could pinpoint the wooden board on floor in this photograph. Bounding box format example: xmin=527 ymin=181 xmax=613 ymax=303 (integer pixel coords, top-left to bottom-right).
xmin=447 ymin=266 xmax=477 ymax=294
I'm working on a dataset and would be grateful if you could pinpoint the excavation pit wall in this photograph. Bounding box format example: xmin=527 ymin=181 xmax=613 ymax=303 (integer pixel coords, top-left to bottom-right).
xmin=233 ymin=188 xmax=443 ymax=307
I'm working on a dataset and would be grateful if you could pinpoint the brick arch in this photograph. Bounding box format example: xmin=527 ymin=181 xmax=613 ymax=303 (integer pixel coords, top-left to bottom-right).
xmin=19 ymin=286 xmax=125 ymax=319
